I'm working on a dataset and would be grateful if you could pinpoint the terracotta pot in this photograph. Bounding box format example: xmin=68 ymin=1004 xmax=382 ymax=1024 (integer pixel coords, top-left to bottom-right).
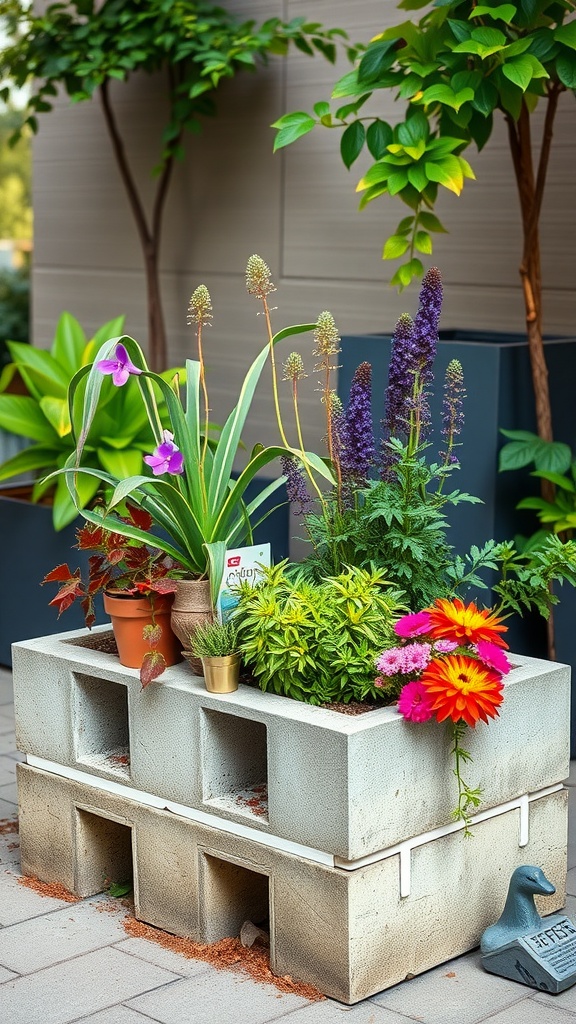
xmin=103 ymin=592 xmax=181 ymax=670
xmin=170 ymin=578 xmax=213 ymax=674
xmin=202 ymin=654 xmax=240 ymax=693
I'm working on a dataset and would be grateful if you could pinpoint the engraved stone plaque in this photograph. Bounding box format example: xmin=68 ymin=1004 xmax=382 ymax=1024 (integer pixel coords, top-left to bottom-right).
xmin=482 ymin=915 xmax=576 ymax=994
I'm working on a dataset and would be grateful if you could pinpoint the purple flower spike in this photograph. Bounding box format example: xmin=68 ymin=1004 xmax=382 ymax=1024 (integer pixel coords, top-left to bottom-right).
xmin=97 ymin=343 xmax=142 ymax=387
xmin=144 ymin=430 xmax=184 ymax=476
xmin=413 ymin=267 xmax=443 ymax=383
xmin=281 ymin=456 xmax=312 ymax=516
xmin=340 ymin=362 xmax=375 ymax=487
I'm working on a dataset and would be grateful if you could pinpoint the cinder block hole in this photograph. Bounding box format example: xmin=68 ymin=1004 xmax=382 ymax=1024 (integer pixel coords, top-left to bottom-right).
xmin=201 ymin=853 xmax=270 ymax=944
xmin=74 ymin=809 xmax=133 ymax=899
xmin=73 ymin=673 xmax=130 ymax=778
xmin=201 ymin=709 xmax=268 ymax=821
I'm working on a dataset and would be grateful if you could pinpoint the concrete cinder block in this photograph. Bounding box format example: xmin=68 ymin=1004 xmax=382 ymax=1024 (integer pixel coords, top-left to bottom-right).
xmin=16 ymin=762 xmax=568 ymax=1004
xmin=12 ymin=627 xmax=571 ymax=860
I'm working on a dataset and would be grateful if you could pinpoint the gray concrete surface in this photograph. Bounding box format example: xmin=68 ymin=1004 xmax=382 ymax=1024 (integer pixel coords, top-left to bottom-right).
xmin=2 ymin=664 xmax=576 ymax=1023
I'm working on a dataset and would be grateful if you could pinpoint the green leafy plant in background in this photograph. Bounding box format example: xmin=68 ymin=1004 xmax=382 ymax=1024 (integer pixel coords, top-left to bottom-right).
xmin=0 ymin=311 xmax=181 ymax=530
xmin=0 ymin=0 xmax=347 ymax=369
xmin=233 ymin=561 xmax=407 ymax=704
xmin=499 ymin=428 xmax=576 ymax=537
xmin=273 ymin=0 xmax=576 ymax=448
xmin=0 ymin=264 xmax=29 ymax=369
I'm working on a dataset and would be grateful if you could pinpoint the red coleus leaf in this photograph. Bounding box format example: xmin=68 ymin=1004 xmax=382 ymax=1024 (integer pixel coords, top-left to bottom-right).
xmin=148 ymin=578 xmax=178 ymax=595
xmin=43 ymin=563 xmax=76 ymax=584
xmin=76 ymin=524 xmax=104 ymax=549
xmin=143 ymin=623 xmax=162 ymax=646
xmin=124 ymin=547 xmax=149 ymax=569
xmin=48 ymin=576 xmax=84 ymax=616
xmin=107 ymin=548 xmax=127 ymax=565
xmin=81 ymin=595 xmax=96 ymax=629
xmin=140 ymin=649 xmax=166 ymax=688
xmin=125 ymin=502 xmax=153 ymax=531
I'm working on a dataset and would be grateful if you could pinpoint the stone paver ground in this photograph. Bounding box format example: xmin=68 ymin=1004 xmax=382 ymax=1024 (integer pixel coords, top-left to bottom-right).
xmin=1 ymin=664 xmax=575 ymax=1023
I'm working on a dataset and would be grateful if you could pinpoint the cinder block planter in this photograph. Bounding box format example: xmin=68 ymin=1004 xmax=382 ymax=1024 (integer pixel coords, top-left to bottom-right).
xmin=13 ymin=626 xmax=570 ymax=860
xmin=12 ymin=626 xmax=570 ymax=1002
xmin=16 ymin=761 xmax=567 ymax=1004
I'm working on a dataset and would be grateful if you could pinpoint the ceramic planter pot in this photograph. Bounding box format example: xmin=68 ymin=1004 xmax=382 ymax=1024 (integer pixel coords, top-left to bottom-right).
xmin=170 ymin=578 xmax=213 ymax=673
xmin=103 ymin=592 xmax=181 ymax=670
xmin=201 ymin=653 xmax=240 ymax=693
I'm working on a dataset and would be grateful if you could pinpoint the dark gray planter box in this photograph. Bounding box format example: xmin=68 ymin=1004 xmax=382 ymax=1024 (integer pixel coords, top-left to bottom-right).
xmin=0 ymin=486 xmax=96 ymax=667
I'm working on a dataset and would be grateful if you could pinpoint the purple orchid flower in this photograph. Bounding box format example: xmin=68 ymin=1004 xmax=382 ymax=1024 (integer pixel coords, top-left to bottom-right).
xmin=144 ymin=431 xmax=184 ymax=476
xmin=97 ymin=343 xmax=142 ymax=386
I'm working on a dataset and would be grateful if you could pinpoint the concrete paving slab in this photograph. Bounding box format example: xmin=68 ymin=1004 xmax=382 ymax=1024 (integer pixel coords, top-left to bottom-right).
xmin=0 ymin=897 xmax=128 ymax=974
xmin=0 ymin=781 xmax=17 ymax=804
xmin=68 ymin=1008 xmax=169 ymax=1024
xmin=0 ymin=760 xmax=17 ymax=786
xmin=567 ymin=866 xmax=576 ymax=897
xmin=0 ymin=867 xmax=76 ymax=925
xmin=482 ymin=996 xmax=576 ymax=1022
xmin=126 ymin=967 xmax=312 ymax=1024
xmin=0 ymin=732 xmax=19 ymax=756
xmin=534 ymin=978 xmax=576 ymax=1014
xmin=0 ymin=711 xmax=15 ymax=735
xmin=273 ymin=1001 xmax=422 ymax=1022
xmin=113 ymin=937 xmax=214 ymax=979
xmin=370 ymin=951 xmax=527 ymax=1024
xmin=0 ymin=946 xmax=182 ymax=1024
xmin=0 ymin=796 xmax=17 ymax=818
xmin=0 ymin=966 xmax=18 ymax=983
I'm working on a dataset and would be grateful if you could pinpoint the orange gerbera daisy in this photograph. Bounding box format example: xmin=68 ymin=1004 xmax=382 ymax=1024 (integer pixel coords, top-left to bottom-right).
xmin=427 ymin=598 xmax=508 ymax=649
xmin=420 ymin=654 xmax=504 ymax=728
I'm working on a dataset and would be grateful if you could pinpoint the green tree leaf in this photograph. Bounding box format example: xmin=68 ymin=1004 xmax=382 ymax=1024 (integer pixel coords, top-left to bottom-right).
xmin=425 ymin=155 xmax=464 ymax=194
xmin=557 ymin=53 xmax=576 ymax=89
xmin=366 ymin=119 xmax=393 ymax=158
xmin=555 ymin=21 xmax=576 ymax=51
xmin=382 ymin=234 xmax=411 ymax=259
xmin=471 ymin=5 xmax=517 ymax=22
xmin=340 ymin=120 xmax=365 ymax=168
xmin=414 ymin=230 xmax=433 ymax=254
xmin=418 ymin=211 xmax=448 ymax=232
xmin=272 ymin=112 xmax=316 ymax=151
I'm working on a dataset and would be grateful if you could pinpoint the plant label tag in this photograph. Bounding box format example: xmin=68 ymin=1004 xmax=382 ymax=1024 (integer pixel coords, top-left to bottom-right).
xmin=216 ymin=543 xmax=271 ymax=623
xmin=482 ymin=916 xmax=576 ymax=993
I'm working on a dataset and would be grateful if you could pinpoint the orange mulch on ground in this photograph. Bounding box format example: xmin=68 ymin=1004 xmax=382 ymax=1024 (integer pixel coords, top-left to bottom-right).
xmin=17 ymin=875 xmax=81 ymax=903
xmin=0 ymin=817 xmax=18 ymax=835
xmin=122 ymin=916 xmax=325 ymax=1002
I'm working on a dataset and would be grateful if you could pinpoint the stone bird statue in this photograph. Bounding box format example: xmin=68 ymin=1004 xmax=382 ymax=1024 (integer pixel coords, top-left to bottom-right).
xmin=481 ymin=865 xmax=556 ymax=954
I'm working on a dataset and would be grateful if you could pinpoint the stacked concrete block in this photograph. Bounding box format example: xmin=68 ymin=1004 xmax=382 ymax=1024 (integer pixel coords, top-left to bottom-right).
xmin=16 ymin=761 xmax=568 ymax=1004
xmin=12 ymin=627 xmax=571 ymax=860
xmin=11 ymin=626 xmax=571 ymax=1002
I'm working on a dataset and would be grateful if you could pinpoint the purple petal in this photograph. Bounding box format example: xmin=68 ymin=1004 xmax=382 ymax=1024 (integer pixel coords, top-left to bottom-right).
xmin=112 ymin=366 xmax=130 ymax=387
xmin=144 ymin=454 xmax=167 ymax=475
xmin=156 ymin=440 xmax=178 ymax=460
xmin=97 ymin=358 xmax=120 ymax=375
xmin=167 ymin=451 xmax=184 ymax=475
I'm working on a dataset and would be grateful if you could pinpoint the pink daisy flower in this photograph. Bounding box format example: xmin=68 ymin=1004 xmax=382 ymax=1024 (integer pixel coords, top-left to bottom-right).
xmin=397 ymin=680 xmax=434 ymax=723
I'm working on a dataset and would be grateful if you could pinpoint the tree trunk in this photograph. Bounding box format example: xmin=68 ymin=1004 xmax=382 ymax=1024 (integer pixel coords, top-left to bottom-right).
xmin=99 ymin=79 xmax=171 ymax=371
xmin=506 ymin=87 xmax=563 ymax=661
xmin=143 ymin=241 xmax=168 ymax=371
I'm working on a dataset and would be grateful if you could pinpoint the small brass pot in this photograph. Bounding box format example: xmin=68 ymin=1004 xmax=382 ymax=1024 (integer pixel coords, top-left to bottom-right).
xmin=201 ymin=654 xmax=240 ymax=693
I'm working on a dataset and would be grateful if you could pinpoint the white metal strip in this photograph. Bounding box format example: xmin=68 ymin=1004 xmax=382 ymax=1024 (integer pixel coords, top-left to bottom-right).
xmin=24 ymin=755 xmax=563 ymax=887
xmin=335 ymin=784 xmax=564 ymax=898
